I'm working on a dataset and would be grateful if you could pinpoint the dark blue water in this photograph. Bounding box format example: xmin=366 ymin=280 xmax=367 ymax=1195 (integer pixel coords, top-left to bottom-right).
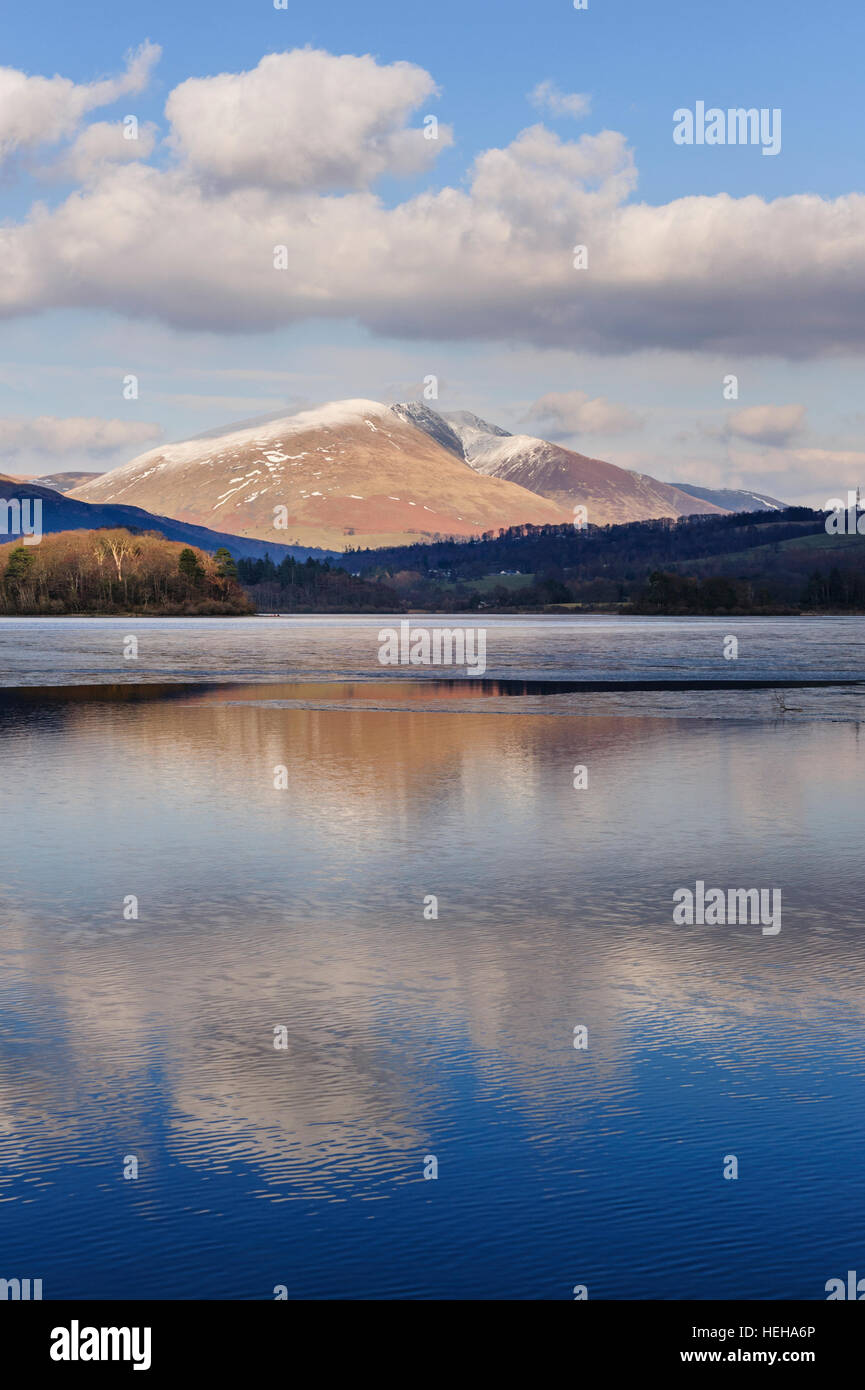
xmin=1 ymin=619 xmax=864 ymax=1298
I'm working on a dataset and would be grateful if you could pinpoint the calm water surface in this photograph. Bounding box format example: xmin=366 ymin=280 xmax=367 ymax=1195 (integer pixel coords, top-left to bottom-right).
xmin=0 ymin=618 xmax=863 ymax=1298
xmin=1 ymin=613 xmax=865 ymax=685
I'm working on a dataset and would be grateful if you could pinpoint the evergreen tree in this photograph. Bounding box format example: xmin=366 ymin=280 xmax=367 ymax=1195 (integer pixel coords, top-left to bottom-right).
xmin=4 ymin=547 xmax=35 ymax=588
xmin=178 ymin=547 xmax=205 ymax=585
xmin=214 ymin=547 xmax=237 ymax=580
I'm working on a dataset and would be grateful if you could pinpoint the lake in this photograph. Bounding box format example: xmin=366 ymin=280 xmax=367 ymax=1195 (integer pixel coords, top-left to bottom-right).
xmin=0 ymin=616 xmax=863 ymax=1298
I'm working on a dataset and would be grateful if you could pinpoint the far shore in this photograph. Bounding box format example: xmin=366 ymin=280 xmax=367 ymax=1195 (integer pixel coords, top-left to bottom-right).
xmin=0 ymin=607 xmax=862 ymax=619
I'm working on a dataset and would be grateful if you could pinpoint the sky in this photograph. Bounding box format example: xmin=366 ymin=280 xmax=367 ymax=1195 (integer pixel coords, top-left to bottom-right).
xmin=1 ymin=0 xmax=864 ymax=504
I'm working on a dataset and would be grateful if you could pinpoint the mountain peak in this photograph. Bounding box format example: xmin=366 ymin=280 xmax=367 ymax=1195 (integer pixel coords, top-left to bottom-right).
xmin=186 ymin=398 xmax=390 ymax=446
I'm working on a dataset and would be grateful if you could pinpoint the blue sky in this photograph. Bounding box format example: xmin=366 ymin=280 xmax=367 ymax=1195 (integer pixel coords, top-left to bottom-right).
xmin=6 ymin=0 xmax=862 ymax=202
xmin=2 ymin=0 xmax=864 ymax=502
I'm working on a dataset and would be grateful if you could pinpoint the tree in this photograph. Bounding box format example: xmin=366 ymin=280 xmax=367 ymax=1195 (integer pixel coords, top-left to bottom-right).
xmin=4 ymin=547 xmax=35 ymax=588
xmin=178 ymin=547 xmax=205 ymax=586
xmin=214 ymin=546 xmax=237 ymax=580
xmin=105 ymin=534 xmax=137 ymax=583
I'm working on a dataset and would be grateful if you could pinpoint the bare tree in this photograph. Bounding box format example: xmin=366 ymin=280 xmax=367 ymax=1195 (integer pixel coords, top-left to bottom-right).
xmin=105 ymin=534 xmax=136 ymax=583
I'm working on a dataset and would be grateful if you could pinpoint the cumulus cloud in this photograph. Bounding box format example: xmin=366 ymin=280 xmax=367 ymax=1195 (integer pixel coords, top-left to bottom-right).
xmin=529 ymin=80 xmax=591 ymax=119
xmin=526 ymin=389 xmax=644 ymax=436
xmin=0 ymin=122 xmax=634 ymax=334
xmin=0 ymin=417 xmax=162 ymax=469
xmin=40 ymin=119 xmax=159 ymax=182
xmin=0 ymin=42 xmax=160 ymax=163
xmin=723 ymin=404 xmax=807 ymax=446
xmin=165 ymin=49 xmax=452 ymax=190
xmin=1 ymin=46 xmax=865 ymax=360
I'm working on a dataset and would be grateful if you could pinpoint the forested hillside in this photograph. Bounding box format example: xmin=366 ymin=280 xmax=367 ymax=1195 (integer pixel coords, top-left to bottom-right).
xmin=345 ymin=509 xmax=865 ymax=612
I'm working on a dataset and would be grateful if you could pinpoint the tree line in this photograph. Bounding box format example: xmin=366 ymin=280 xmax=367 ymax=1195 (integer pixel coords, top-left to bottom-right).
xmin=4 ymin=516 xmax=863 ymax=616
xmin=343 ymin=509 xmax=865 ymax=613
xmin=236 ymin=553 xmax=398 ymax=610
xmin=0 ymin=530 xmax=253 ymax=614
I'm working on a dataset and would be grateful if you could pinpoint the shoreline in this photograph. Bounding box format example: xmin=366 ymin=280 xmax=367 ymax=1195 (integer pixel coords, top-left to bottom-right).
xmin=1 ymin=606 xmax=864 ymax=619
xmin=1 ymin=674 xmax=864 ymax=701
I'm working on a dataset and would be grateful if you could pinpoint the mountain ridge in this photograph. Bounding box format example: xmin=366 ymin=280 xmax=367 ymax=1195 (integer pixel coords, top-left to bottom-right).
xmin=408 ymin=405 xmax=725 ymax=525
xmin=58 ymin=396 xmax=790 ymax=549
xmin=69 ymin=399 xmax=571 ymax=549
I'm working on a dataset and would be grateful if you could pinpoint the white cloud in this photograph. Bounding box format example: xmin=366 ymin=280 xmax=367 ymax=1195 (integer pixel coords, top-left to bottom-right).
xmin=1 ymin=46 xmax=865 ymax=363
xmin=0 ymin=417 xmax=162 ymax=469
xmin=526 ymin=389 xmax=644 ymax=436
xmin=0 ymin=122 xmax=635 ymax=332
xmin=41 ymin=119 xmax=159 ymax=182
xmin=529 ymin=80 xmax=591 ymax=119
xmin=0 ymin=43 xmax=160 ymax=163
xmin=724 ymin=404 xmax=807 ymax=446
xmin=165 ymin=49 xmax=452 ymax=191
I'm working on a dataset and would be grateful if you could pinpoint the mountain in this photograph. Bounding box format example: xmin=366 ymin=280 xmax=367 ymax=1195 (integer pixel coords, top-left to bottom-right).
xmin=404 ymin=407 xmax=725 ymax=525
xmin=667 ymin=483 xmax=788 ymax=513
xmin=0 ymin=481 xmax=333 ymax=561
xmin=70 ymin=400 xmax=570 ymax=550
xmin=32 ymin=470 xmax=101 ymax=494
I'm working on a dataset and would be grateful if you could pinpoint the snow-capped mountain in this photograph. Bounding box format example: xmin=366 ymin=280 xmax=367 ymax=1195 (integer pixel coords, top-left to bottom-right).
xmin=70 ymin=399 xmax=570 ymax=550
xmin=413 ymin=408 xmax=725 ymax=525
xmin=667 ymin=483 xmax=789 ymax=513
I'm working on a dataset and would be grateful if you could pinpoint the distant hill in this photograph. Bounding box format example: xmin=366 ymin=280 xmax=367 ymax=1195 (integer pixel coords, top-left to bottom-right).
xmin=668 ymin=483 xmax=788 ymax=512
xmin=0 ymin=480 xmax=334 ymax=561
xmin=31 ymin=470 xmax=102 ymax=494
